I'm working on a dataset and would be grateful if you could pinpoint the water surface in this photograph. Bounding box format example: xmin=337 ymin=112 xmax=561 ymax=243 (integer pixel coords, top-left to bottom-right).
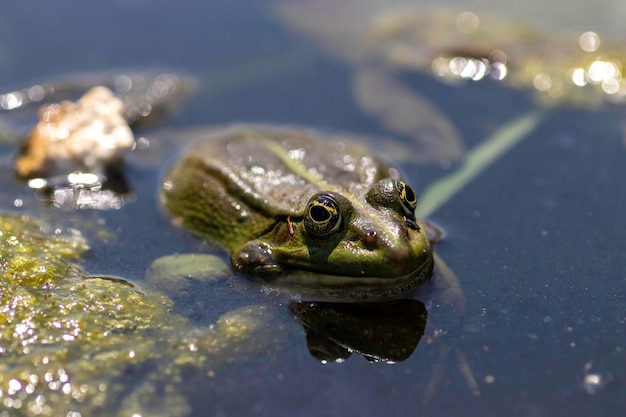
xmin=0 ymin=1 xmax=624 ymax=416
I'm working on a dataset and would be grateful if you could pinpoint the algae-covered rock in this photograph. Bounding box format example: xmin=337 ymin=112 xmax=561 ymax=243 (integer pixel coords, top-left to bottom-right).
xmin=0 ymin=214 xmax=281 ymax=417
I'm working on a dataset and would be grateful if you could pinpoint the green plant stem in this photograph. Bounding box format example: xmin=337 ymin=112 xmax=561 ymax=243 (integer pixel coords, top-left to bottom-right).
xmin=417 ymin=110 xmax=543 ymax=218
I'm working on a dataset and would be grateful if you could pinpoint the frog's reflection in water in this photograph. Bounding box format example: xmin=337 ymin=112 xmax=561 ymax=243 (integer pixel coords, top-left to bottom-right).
xmin=289 ymin=299 xmax=427 ymax=364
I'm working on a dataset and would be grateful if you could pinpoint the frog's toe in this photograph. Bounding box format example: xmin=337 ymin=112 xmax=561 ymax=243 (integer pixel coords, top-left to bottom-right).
xmin=231 ymin=241 xmax=282 ymax=274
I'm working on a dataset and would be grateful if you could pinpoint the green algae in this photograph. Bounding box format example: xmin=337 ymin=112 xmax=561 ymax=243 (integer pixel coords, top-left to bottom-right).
xmin=0 ymin=214 xmax=282 ymax=417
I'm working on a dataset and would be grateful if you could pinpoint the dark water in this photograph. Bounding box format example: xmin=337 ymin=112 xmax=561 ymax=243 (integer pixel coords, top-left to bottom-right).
xmin=1 ymin=1 xmax=624 ymax=416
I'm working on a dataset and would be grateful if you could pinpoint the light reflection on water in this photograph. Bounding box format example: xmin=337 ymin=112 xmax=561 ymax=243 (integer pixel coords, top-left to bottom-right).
xmin=369 ymin=10 xmax=626 ymax=106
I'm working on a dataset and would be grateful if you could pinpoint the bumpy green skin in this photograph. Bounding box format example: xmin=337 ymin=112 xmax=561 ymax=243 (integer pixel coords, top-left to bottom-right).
xmin=0 ymin=214 xmax=281 ymax=417
xmin=162 ymin=125 xmax=434 ymax=300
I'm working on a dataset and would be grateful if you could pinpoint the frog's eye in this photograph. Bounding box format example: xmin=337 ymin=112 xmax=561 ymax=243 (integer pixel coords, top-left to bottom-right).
xmin=304 ymin=194 xmax=342 ymax=237
xmin=396 ymin=180 xmax=417 ymax=216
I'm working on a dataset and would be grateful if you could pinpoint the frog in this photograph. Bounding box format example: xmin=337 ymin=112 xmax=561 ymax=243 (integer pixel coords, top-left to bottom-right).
xmin=157 ymin=123 xmax=484 ymax=390
xmin=161 ymin=125 xmax=435 ymax=301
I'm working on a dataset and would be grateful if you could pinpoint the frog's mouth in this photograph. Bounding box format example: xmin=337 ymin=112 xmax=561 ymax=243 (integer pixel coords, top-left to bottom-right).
xmin=250 ymin=253 xmax=434 ymax=302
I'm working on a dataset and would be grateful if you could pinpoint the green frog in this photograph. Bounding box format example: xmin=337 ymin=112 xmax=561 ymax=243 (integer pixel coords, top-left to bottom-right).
xmin=161 ymin=125 xmax=435 ymax=301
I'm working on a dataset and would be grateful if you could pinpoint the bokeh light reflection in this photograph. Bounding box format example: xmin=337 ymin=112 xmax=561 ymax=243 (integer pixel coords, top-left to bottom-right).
xmin=579 ymin=31 xmax=601 ymax=52
xmin=367 ymin=9 xmax=626 ymax=107
xmin=455 ymin=11 xmax=479 ymax=34
xmin=1 ymin=92 xmax=23 ymax=110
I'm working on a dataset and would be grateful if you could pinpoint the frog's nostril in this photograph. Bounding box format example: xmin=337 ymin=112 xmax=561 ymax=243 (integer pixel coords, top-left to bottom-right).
xmin=363 ymin=230 xmax=377 ymax=249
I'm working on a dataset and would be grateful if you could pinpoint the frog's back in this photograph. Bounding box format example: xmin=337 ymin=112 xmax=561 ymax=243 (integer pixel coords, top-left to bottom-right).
xmin=162 ymin=125 xmax=395 ymax=250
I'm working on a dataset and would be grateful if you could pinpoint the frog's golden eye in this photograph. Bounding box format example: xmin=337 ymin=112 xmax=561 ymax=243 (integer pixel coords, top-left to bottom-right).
xmin=304 ymin=194 xmax=342 ymax=237
xmin=396 ymin=180 xmax=417 ymax=216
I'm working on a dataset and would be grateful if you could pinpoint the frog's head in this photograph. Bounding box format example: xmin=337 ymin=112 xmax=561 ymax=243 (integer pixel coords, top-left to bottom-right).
xmin=232 ymin=178 xmax=434 ymax=300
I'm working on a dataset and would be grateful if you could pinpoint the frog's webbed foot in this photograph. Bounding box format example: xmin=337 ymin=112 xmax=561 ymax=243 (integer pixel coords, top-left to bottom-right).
xmin=423 ymin=219 xmax=445 ymax=244
xmin=432 ymin=252 xmax=466 ymax=314
xmin=231 ymin=240 xmax=282 ymax=274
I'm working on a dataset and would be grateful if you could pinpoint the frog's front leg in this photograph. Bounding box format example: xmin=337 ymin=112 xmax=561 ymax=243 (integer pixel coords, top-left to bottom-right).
xmin=231 ymin=240 xmax=282 ymax=274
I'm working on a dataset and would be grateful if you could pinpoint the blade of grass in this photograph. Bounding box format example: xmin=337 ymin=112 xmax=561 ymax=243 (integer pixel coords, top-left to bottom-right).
xmin=417 ymin=110 xmax=543 ymax=218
